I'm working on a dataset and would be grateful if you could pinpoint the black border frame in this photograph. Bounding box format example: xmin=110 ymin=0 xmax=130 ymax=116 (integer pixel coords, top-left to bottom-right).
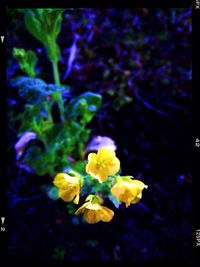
xmin=0 ymin=1 xmax=198 ymax=265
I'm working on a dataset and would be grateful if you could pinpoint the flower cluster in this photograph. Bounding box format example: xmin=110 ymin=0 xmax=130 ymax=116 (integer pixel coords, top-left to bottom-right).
xmin=53 ymin=147 xmax=148 ymax=224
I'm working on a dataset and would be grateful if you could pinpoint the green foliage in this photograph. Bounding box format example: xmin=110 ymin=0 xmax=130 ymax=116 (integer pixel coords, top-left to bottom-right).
xmin=85 ymin=194 xmax=103 ymax=204
xmin=12 ymin=48 xmax=38 ymax=77
xmin=70 ymin=160 xmax=87 ymax=175
xmin=11 ymin=77 xmax=102 ymax=176
xmin=24 ymin=9 xmax=64 ymax=63
xmin=8 ymin=9 xmax=153 ymax=227
xmin=75 ymin=172 xmax=121 ymax=209
xmin=81 ymin=174 xmax=115 ymax=202
xmin=11 ymin=76 xmax=69 ymax=105
xmin=67 ymin=92 xmax=102 ymax=125
xmin=24 ymin=8 xmax=65 ymax=85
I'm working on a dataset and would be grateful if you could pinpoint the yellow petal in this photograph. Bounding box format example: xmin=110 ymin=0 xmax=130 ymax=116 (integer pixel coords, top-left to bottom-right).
xmin=100 ymin=206 xmax=114 ymax=222
xmin=84 ymin=209 xmax=101 ymax=224
xmin=73 ymin=192 xmax=80 ymax=204
xmin=126 ymin=185 xmax=138 ymax=198
xmin=86 ymin=161 xmax=98 ymax=177
xmin=111 ymin=182 xmax=137 ymax=205
xmin=130 ymin=180 xmax=148 ymax=203
xmin=86 ymin=163 xmax=108 ymax=183
xmin=130 ymin=196 xmax=141 ymax=204
xmin=125 ymin=201 xmax=131 ymax=208
xmin=111 ymin=182 xmax=128 ymax=201
xmin=53 ymin=173 xmax=67 ymax=188
xmin=85 ymin=203 xmax=102 ymax=210
xmin=111 ymin=183 xmax=121 ymax=201
xmin=107 ymin=156 xmax=120 ymax=174
xmin=96 ymin=172 xmax=109 ymax=183
xmin=75 ymin=202 xmax=89 ymax=215
xmin=97 ymin=147 xmax=116 ymax=159
xmin=131 ymin=179 xmax=148 ymax=190
xmin=59 ymin=188 xmax=77 ymax=202
xmin=95 ymin=160 xmax=120 ymax=183
xmin=88 ymin=152 xmax=97 ymax=162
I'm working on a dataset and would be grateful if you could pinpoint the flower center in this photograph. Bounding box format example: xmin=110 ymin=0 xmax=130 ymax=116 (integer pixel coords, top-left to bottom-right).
xmin=95 ymin=160 xmax=106 ymax=170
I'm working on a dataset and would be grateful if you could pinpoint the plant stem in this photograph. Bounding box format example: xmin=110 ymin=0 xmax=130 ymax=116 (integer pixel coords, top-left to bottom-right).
xmin=57 ymin=99 xmax=65 ymax=122
xmin=52 ymin=60 xmax=60 ymax=85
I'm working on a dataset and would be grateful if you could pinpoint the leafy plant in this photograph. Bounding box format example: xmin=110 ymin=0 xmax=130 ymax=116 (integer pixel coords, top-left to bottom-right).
xmin=10 ymin=9 xmax=148 ymax=224
xmin=9 ymin=9 xmax=103 ymax=177
xmin=11 ymin=77 xmax=102 ymax=176
xmin=24 ymin=8 xmax=65 ymax=85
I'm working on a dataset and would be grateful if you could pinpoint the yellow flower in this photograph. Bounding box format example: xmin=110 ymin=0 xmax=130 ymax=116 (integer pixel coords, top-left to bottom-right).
xmin=53 ymin=173 xmax=81 ymax=204
xmin=111 ymin=176 xmax=148 ymax=207
xmin=86 ymin=147 xmax=120 ymax=183
xmin=75 ymin=201 xmax=114 ymax=224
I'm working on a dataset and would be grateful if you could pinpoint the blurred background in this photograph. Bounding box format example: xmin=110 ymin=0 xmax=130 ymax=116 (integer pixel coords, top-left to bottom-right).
xmin=6 ymin=8 xmax=192 ymax=261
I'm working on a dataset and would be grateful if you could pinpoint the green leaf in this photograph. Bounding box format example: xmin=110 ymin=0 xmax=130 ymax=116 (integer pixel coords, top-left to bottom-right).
xmin=12 ymin=48 xmax=38 ymax=77
xmin=25 ymin=8 xmax=65 ymax=62
xmin=85 ymin=194 xmax=103 ymax=204
xmin=67 ymin=92 xmax=102 ymax=124
xmin=22 ymin=146 xmax=57 ymax=176
xmin=85 ymin=194 xmax=95 ymax=202
xmin=71 ymin=160 xmax=87 ymax=175
xmin=80 ymin=92 xmax=102 ymax=108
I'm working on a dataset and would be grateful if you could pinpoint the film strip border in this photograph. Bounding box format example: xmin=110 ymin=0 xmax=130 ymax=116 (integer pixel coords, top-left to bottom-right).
xmin=193 ymin=1 xmax=200 ymax=262
xmin=0 ymin=0 xmax=6 ymax=262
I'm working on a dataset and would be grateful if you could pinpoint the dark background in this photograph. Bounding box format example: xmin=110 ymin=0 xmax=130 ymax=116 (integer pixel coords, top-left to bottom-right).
xmin=6 ymin=8 xmax=192 ymax=261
